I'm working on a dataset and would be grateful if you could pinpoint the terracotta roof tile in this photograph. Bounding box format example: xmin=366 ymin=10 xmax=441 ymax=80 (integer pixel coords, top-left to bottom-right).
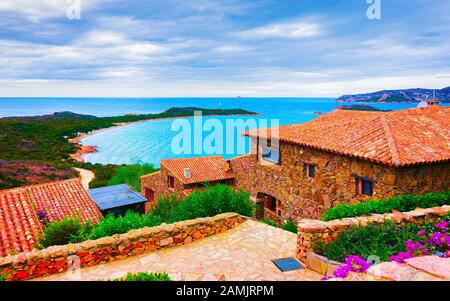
xmin=244 ymin=106 xmax=450 ymax=166
xmin=0 ymin=179 xmax=102 ymax=256
xmin=28 ymin=179 xmax=103 ymax=224
xmin=0 ymin=188 xmax=42 ymax=256
xmin=161 ymin=156 xmax=235 ymax=184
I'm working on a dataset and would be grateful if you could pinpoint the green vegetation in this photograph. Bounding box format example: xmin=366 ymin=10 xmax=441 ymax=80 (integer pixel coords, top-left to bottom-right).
xmin=90 ymin=212 xmax=163 ymax=239
xmin=0 ymin=107 xmax=255 ymax=189
xmin=38 ymin=216 xmax=94 ymax=248
xmin=260 ymin=219 xmax=277 ymax=227
xmin=152 ymin=184 xmax=254 ymax=223
xmin=282 ymin=220 xmax=298 ymax=233
xmin=114 ymin=272 xmax=171 ymax=281
xmin=107 ymin=164 xmax=156 ymax=191
xmin=314 ymin=215 xmax=449 ymax=262
xmin=259 ymin=219 xmax=298 ymax=233
xmin=321 ymin=191 xmax=450 ymax=221
xmin=339 ymin=104 xmax=386 ymax=112
xmin=39 ymin=184 xmax=255 ymax=244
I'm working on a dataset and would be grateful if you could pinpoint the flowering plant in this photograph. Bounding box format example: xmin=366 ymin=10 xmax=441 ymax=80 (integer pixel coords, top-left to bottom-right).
xmin=36 ymin=210 xmax=50 ymax=227
xmin=389 ymin=220 xmax=450 ymax=263
xmin=333 ymin=255 xmax=371 ymax=278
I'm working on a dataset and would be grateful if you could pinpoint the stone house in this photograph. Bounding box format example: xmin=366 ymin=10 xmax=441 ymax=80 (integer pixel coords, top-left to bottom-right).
xmin=140 ymin=156 xmax=235 ymax=211
xmin=141 ymin=106 xmax=450 ymax=222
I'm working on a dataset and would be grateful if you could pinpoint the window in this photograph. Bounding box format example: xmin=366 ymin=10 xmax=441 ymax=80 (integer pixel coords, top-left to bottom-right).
xmin=145 ymin=188 xmax=155 ymax=201
xmin=305 ymin=164 xmax=316 ymax=178
xmin=277 ymin=200 xmax=283 ymax=217
xmin=262 ymin=146 xmax=280 ymax=164
xmin=168 ymin=176 xmax=175 ymax=189
xmin=269 ymin=197 xmax=277 ymax=212
xmin=355 ymin=176 xmax=374 ymax=196
xmin=263 ymin=195 xmax=277 ymax=212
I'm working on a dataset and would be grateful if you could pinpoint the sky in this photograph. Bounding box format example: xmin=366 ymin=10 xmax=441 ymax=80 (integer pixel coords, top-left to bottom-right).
xmin=0 ymin=0 xmax=449 ymax=97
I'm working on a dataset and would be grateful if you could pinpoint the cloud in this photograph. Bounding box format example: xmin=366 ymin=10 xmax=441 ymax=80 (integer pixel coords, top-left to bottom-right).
xmin=0 ymin=0 xmax=116 ymax=21
xmin=0 ymin=0 xmax=448 ymax=97
xmin=213 ymin=45 xmax=252 ymax=53
xmin=234 ymin=19 xmax=321 ymax=39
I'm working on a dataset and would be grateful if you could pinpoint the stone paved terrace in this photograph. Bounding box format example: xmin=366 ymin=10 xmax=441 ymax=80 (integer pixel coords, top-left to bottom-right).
xmin=34 ymin=220 xmax=321 ymax=281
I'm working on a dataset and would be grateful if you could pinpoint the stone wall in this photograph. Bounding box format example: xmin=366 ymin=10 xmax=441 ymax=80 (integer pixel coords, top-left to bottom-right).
xmin=0 ymin=213 xmax=246 ymax=281
xmin=141 ymin=168 xmax=186 ymax=204
xmin=229 ymin=141 xmax=450 ymax=222
xmin=296 ymin=205 xmax=450 ymax=265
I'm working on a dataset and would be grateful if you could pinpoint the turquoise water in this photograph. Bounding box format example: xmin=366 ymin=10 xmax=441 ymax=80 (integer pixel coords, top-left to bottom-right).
xmin=0 ymin=97 xmax=425 ymax=166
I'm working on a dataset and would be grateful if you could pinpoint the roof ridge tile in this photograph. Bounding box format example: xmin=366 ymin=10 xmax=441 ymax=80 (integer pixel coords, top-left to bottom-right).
xmin=380 ymin=115 xmax=401 ymax=166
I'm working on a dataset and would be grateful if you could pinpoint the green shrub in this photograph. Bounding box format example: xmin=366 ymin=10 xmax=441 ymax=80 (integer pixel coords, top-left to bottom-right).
xmin=150 ymin=184 xmax=255 ymax=223
xmin=282 ymin=220 xmax=298 ymax=233
xmin=38 ymin=216 xmax=93 ymax=248
xmin=314 ymin=215 xmax=449 ymax=262
xmin=261 ymin=219 xmax=277 ymax=227
xmin=107 ymin=164 xmax=157 ymax=191
xmin=90 ymin=211 xmax=163 ymax=239
xmin=114 ymin=272 xmax=171 ymax=281
xmin=321 ymin=191 xmax=450 ymax=221
xmin=150 ymin=195 xmax=181 ymax=221
xmin=177 ymin=184 xmax=254 ymax=219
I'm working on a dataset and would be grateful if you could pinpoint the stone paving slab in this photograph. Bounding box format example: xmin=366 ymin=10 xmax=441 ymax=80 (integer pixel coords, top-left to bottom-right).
xmin=405 ymin=256 xmax=450 ymax=279
xmin=363 ymin=256 xmax=450 ymax=281
xmin=34 ymin=220 xmax=321 ymax=281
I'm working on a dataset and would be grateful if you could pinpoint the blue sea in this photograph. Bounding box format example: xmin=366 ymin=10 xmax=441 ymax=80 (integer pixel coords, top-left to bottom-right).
xmin=0 ymin=97 xmax=427 ymax=167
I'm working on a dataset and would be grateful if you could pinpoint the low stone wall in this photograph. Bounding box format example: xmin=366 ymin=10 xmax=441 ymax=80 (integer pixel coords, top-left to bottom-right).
xmin=0 ymin=213 xmax=246 ymax=281
xmin=296 ymin=205 xmax=450 ymax=274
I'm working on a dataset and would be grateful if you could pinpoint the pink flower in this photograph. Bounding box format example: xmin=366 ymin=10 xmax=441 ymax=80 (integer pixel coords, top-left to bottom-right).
xmin=435 ymin=221 xmax=449 ymax=233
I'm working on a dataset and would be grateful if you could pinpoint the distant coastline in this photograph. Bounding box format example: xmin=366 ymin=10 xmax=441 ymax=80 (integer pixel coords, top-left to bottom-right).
xmin=336 ymin=86 xmax=450 ymax=103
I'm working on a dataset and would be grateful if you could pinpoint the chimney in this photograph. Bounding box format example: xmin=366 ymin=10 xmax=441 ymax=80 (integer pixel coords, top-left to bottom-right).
xmin=183 ymin=168 xmax=191 ymax=179
xmin=224 ymin=162 xmax=230 ymax=172
xmin=426 ymin=90 xmax=439 ymax=106
xmin=426 ymin=99 xmax=439 ymax=106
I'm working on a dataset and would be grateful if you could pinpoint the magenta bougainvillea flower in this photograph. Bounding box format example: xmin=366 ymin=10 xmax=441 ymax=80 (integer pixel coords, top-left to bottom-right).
xmin=435 ymin=221 xmax=449 ymax=233
xmin=333 ymin=255 xmax=371 ymax=278
xmin=405 ymin=240 xmax=423 ymax=252
xmin=389 ymin=251 xmax=413 ymax=263
xmin=389 ymin=220 xmax=449 ymax=264
xmin=333 ymin=219 xmax=449 ymax=279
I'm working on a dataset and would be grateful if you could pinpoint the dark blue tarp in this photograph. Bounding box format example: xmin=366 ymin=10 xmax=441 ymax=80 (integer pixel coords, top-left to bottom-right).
xmin=88 ymin=184 xmax=147 ymax=211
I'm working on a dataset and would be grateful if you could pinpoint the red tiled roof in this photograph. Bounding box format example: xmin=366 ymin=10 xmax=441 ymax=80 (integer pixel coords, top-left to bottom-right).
xmin=0 ymin=179 xmax=102 ymax=256
xmin=244 ymin=106 xmax=450 ymax=167
xmin=0 ymin=188 xmax=42 ymax=257
xmin=161 ymin=156 xmax=235 ymax=184
xmin=28 ymin=179 xmax=103 ymax=224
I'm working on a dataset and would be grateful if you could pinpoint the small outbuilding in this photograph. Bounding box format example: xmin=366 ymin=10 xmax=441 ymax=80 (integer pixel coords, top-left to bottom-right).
xmin=88 ymin=184 xmax=147 ymax=217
